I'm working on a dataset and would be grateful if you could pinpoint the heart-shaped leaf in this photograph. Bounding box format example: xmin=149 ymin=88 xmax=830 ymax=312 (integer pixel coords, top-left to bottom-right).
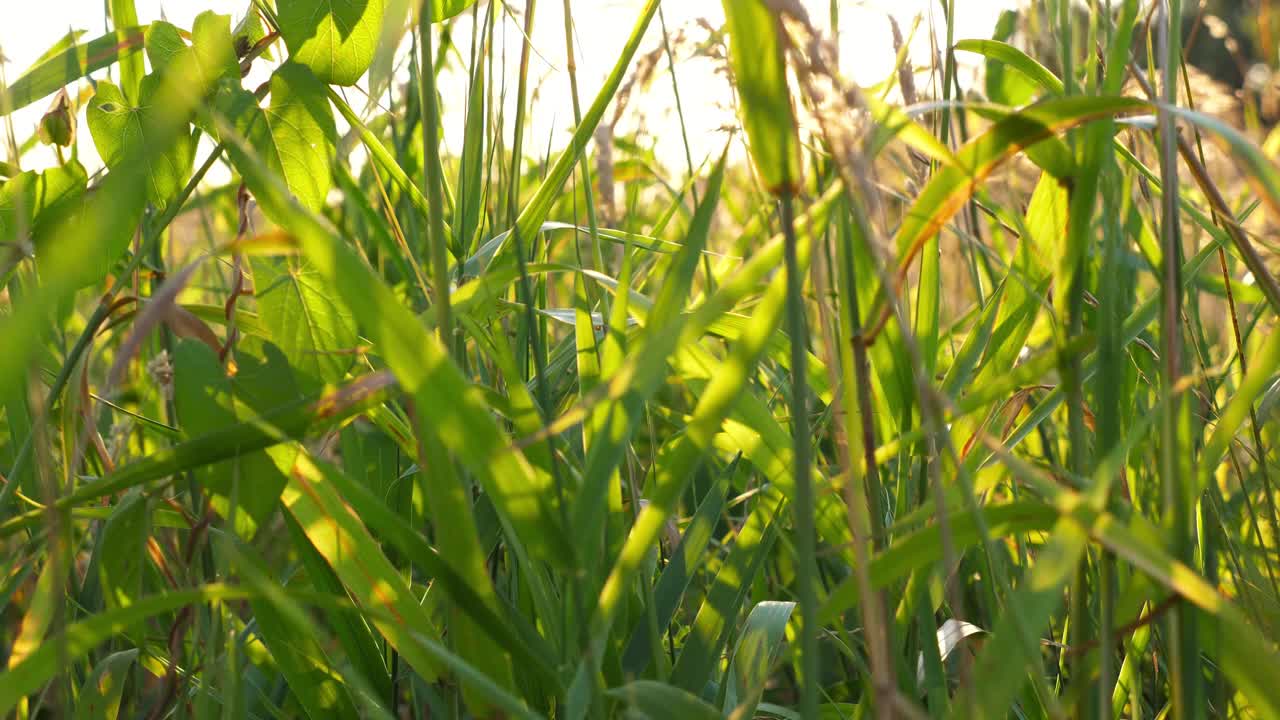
xmin=277 ymin=0 xmax=384 ymax=86
xmin=87 ymin=78 xmax=196 ymax=207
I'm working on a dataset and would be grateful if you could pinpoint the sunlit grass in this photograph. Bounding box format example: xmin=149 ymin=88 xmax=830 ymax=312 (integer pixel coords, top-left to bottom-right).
xmin=1 ymin=1 xmax=1278 ymax=718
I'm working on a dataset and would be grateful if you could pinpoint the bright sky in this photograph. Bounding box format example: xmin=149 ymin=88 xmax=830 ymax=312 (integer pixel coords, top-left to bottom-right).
xmin=2 ymin=0 xmax=1021 ymax=175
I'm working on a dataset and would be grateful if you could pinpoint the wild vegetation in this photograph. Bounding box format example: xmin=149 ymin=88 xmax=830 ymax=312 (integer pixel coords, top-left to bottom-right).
xmin=1 ymin=0 xmax=1279 ymax=717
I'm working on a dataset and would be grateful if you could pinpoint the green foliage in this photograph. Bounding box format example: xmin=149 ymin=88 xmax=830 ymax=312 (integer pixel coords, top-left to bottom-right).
xmin=2 ymin=2 xmax=1279 ymax=719
xmin=277 ymin=0 xmax=383 ymax=86
xmin=720 ymin=0 xmax=802 ymax=194
xmin=87 ymin=78 xmax=196 ymax=207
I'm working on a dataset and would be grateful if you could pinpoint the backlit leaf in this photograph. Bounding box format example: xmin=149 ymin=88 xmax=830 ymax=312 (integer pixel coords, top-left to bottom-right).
xmin=277 ymin=0 xmax=384 ymax=86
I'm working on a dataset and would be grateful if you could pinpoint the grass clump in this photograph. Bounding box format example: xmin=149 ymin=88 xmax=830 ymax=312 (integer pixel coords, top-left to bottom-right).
xmin=1 ymin=0 xmax=1279 ymax=718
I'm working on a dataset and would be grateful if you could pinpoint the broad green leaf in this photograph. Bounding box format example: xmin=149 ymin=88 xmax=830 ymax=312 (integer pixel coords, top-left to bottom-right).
xmin=0 ymin=159 xmax=87 ymax=248
xmin=147 ymin=13 xmax=239 ymax=92
xmin=0 ymin=47 xmax=212 ymax=438
xmin=251 ymin=254 xmax=356 ymax=389
xmin=265 ymin=62 xmax=338 ymax=212
xmin=429 ymin=0 xmax=477 ymax=20
xmin=277 ymin=0 xmax=384 ymax=86
xmin=97 ymin=489 xmax=149 ymax=610
xmin=232 ymin=4 xmax=270 ymax=58
xmin=73 ymin=649 xmax=138 ymax=720
xmin=1 ymin=27 xmax=147 ymax=115
xmin=87 ymin=78 xmax=196 ymax=207
xmin=171 ymin=339 xmax=290 ymax=537
xmin=720 ymin=0 xmax=801 ymax=194
xmin=22 ymin=159 xmax=138 ymax=290
xmin=144 ymin=21 xmax=187 ymax=75
xmin=218 ymin=62 xmax=337 ymax=220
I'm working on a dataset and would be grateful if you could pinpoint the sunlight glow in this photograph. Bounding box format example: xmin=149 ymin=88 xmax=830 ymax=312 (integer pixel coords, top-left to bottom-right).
xmin=2 ymin=0 xmax=1022 ymax=174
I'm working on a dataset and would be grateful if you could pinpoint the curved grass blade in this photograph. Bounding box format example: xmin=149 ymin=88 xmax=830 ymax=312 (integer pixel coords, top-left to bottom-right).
xmin=279 ymin=452 xmax=446 ymax=682
xmin=892 ymin=96 xmax=1149 ymax=279
xmin=73 ymin=649 xmax=137 ymax=720
xmin=606 ymin=681 xmax=722 ymax=720
xmin=223 ymin=532 xmax=362 ymax=718
xmin=0 ymin=372 xmax=396 ymax=539
xmin=621 ymin=472 xmax=728 ymax=675
xmin=725 ymin=601 xmax=796 ymax=719
xmin=670 ymin=502 xmax=783 ymax=694
xmin=720 ymin=0 xmax=801 ymax=194
xmin=0 ymin=583 xmax=543 ymax=719
xmin=1 ymin=27 xmax=147 ymax=114
xmin=955 ymin=39 xmax=1065 ymax=96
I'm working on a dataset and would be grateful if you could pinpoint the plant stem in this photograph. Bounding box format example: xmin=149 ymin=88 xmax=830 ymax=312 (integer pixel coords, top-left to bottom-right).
xmin=417 ymin=3 xmax=454 ymax=356
xmin=780 ymin=191 xmax=818 ymax=720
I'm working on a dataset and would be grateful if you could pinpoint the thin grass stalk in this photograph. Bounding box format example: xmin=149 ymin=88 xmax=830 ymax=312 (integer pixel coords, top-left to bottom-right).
xmin=656 ymin=7 xmax=712 ymax=292
xmin=508 ymin=0 xmax=538 ymax=380
xmin=560 ymin=2 xmax=615 ymax=555
xmin=499 ymin=0 xmax=585 ymax=670
xmin=1156 ymin=0 xmax=1201 ymax=716
xmin=560 ymin=0 xmax=607 ymax=287
xmin=837 ymin=212 xmax=886 ymax=550
xmin=418 ymin=6 xmax=453 ymax=355
xmin=779 ymin=190 xmax=819 ymax=720
xmin=831 ymin=199 xmax=897 ymax=719
xmin=1047 ymin=0 xmax=1097 ymax=711
xmin=1178 ymin=57 xmax=1280 ymax=601
xmin=1095 ymin=3 xmax=1132 ymax=714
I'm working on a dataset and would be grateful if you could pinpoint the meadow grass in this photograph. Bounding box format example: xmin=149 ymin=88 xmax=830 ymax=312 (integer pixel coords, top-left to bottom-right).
xmin=1 ymin=0 xmax=1279 ymax=718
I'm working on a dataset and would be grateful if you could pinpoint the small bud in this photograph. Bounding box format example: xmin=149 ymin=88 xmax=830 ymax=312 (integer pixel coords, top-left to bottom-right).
xmin=38 ymin=88 xmax=76 ymax=148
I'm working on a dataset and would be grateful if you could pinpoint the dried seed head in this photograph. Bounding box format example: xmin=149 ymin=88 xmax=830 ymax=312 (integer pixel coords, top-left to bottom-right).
xmin=147 ymin=349 xmax=175 ymax=402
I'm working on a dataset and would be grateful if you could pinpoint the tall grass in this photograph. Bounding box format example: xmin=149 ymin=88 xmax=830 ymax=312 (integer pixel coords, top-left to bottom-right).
xmin=1 ymin=0 xmax=1279 ymax=718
